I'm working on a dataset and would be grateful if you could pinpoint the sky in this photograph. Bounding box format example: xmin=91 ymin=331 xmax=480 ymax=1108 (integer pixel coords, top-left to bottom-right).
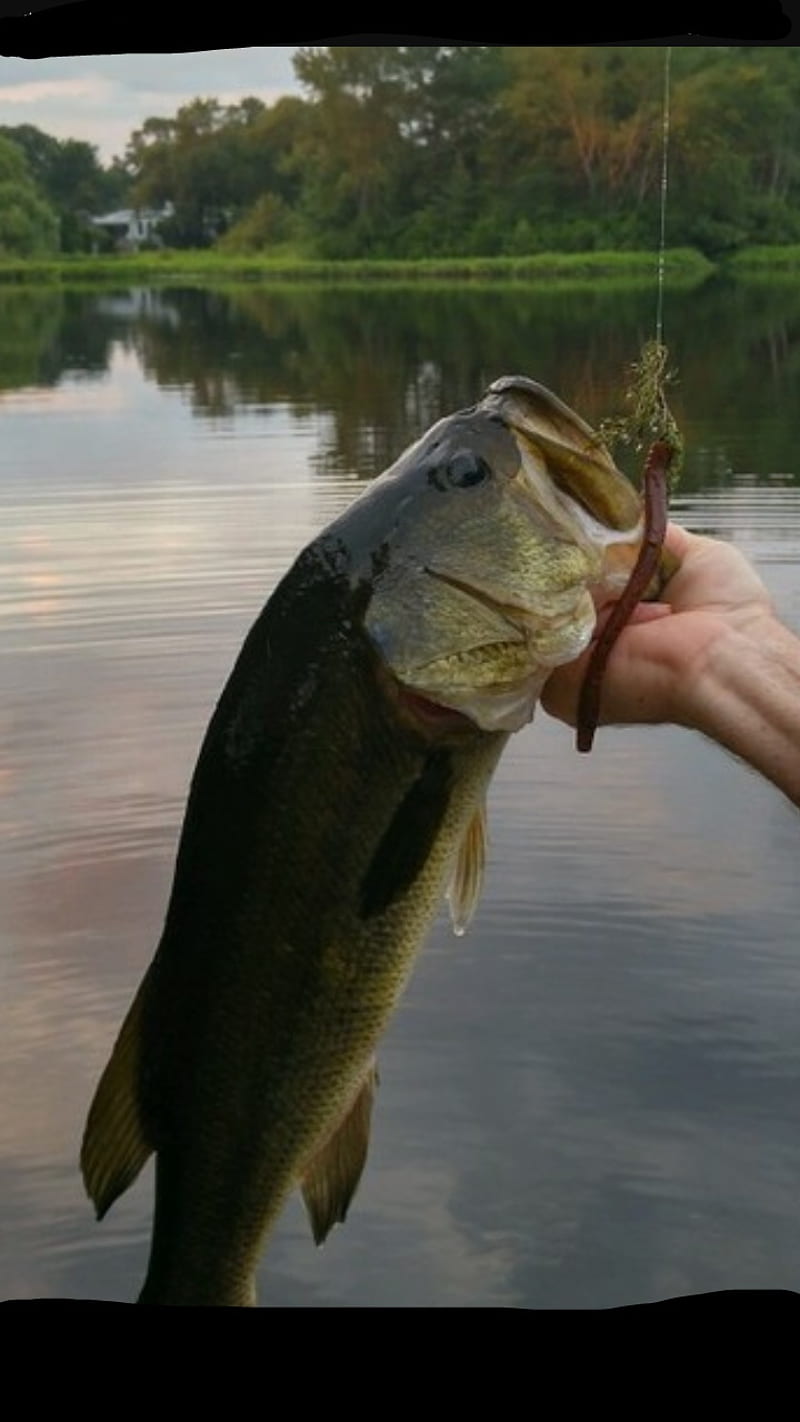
xmin=0 ymin=47 xmax=303 ymax=163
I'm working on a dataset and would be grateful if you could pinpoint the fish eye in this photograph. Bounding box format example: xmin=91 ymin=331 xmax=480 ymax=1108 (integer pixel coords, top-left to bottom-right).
xmin=446 ymin=452 xmax=491 ymax=489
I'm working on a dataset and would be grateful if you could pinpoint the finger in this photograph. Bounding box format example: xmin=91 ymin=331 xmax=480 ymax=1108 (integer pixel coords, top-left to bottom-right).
xmin=663 ymin=520 xmax=694 ymax=559
xmin=604 ymin=601 xmax=673 ymax=629
xmin=540 ymin=648 xmax=590 ymax=726
xmin=541 ymin=609 xmax=673 ymax=728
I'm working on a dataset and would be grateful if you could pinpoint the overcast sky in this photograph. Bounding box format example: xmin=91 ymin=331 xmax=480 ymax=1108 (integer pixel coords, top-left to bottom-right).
xmin=0 ymin=47 xmax=303 ymax=163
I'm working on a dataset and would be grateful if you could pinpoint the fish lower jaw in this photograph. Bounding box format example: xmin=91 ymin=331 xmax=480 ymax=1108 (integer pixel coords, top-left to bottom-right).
xmin=403 ymin=673 xmax=548 ymax=734
xmin=396 ymin=609 xmax=598 ymax=735
xmin=393 ymin=684 xmax=485 ymax=736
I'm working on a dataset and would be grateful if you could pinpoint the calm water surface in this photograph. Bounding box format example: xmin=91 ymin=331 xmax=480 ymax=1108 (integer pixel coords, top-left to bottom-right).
xmin=2 ymin=280 xmax=800 ymax=1307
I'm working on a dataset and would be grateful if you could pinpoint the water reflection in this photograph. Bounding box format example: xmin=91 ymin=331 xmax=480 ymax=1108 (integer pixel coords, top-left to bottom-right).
xmin=2 ymin=277 xmax=799 ymax=484
xmin=1 ymin=280 xmax=800 ymax=1306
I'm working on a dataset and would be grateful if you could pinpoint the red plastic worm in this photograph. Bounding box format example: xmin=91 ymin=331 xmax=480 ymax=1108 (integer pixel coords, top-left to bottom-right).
xmin=575 ymin=440 xmax=672 ymax=754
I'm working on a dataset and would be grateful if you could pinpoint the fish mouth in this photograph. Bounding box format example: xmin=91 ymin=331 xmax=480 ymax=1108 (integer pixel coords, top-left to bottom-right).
xmin=404 ymin=564 xmax=595 ymax=735
xmin=483 ymin=375 xmax=644 ymax=534
xmin=392 ymin=683 xmax=480 ymax=736
xmin=423 ymin=565 xmax=534 ymax=633
xmin=423 ymin=560 xmax=594 ymax=638
xmin=375 ymin=653 xmax=486 ymax=738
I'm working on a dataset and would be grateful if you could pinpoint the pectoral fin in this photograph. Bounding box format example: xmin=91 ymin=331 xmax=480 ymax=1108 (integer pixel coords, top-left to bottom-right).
xmin=300 ymin=1062 xmax=379 ymax=1246
xmin=446 ymin=802 xmax=487 ymax=937
xmin=80 ymin=976 xmax=154 ymax=1220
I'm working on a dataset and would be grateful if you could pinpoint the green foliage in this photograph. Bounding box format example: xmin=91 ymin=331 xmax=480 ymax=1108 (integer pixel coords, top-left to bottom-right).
xmin=0 ymin=137 xmax=28 ymax=184
xmin=286 ymin=45 xmax=800 ymax=260
xmin=8 ymin=48 xmax=800 ymax=263
xmin=216 ymin=192 xmax=301 ymax=253
xmin=0 ymin=182 xmax=59 ymax=256
xmin=0 ymin=124 xmax=128 ymax=251
xmin=0 ymin=136 xmax=59 ymax=256
xmin=126 ymin=94 xmax=310 ymax=249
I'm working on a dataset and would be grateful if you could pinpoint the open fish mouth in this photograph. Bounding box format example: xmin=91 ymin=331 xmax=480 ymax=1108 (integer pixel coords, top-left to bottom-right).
xmin=483 ymin=374 xmax=644 ymax=534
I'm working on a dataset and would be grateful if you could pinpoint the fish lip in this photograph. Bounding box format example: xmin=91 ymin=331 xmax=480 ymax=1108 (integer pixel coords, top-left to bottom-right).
xmin=375 ymin=658 xmax=483 ymax=738
xmin=485 ymin=375 xmax=599 ymax=443
xmin=505 ymin=426 xmax=651 ymax=576
xmin=393 ymin=683 xmax=479 ymax=735
xmin=486 ymin=382 xmax=645 ymax=536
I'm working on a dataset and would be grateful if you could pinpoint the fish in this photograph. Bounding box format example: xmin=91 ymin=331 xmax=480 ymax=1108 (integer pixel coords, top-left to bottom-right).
xmin=81 ymin=374 xmax=677 ymax=1306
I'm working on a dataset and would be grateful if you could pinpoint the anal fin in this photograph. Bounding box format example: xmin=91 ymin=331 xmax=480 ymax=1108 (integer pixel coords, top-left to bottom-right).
xmin=446 ymin=801 xmax=487 ymax=936
xmin=80 ymin=974 xmax=154 ymax=1220
xmin=300 ymin=1061 xmax=378 ymax=1246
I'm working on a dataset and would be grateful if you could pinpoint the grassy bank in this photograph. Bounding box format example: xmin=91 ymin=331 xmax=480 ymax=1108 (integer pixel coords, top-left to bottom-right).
xmin=724 ymin=244 xmax=800 ymax=274
xmin=0 ymin=246 xmax=715 ymax=287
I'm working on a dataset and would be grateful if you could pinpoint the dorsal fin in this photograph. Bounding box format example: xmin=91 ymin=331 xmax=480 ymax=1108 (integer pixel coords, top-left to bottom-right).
xmin=300 ymin=1061 xmax=379 ymax=1246
xmin=446 ymin=801 xmax=487 ymax=937
xmin=80 ymin=975 xmax=154 ymax=1220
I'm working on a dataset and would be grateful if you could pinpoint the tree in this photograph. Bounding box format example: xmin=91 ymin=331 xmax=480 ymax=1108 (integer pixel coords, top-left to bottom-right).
xmin=216 ymin=192 xmax=299 ymax=253
xmin=0 ymin=136 xmax=59 ymax=256
xmin=125 ymin=95 xmax=309 ymax=248
xmin=501 ymin=48 xmax=665 ymax=206
xmin=126 ymin=101 xmax=228 ymax=245
xmin=292 ymin=45 xmax=507 ymax=257
xmin=293 ymin=47 xmax=409 ymax=252
xmin=0 ymin=124 xmax=128 ymax=250
xmin=668 ymin=48 xmax=800 ymax=251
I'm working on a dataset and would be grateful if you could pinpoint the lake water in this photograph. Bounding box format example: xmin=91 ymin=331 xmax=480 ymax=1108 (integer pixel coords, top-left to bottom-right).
xmin=2 ymin=278 xmax=800 ymax=1308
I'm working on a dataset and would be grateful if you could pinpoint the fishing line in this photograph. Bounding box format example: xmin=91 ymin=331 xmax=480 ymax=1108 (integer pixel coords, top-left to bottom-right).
xmin=577 ymin=47 xmax=681 ymax=755
xmin=654 ymin=45 xmax=672 ymax=347
xmin=597 ymin=44 xmax=682 ymax=468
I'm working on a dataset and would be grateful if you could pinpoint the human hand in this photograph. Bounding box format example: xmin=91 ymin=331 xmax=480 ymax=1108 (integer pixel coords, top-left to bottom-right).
xmin=541 ymin=523 xmax=776 ymax=733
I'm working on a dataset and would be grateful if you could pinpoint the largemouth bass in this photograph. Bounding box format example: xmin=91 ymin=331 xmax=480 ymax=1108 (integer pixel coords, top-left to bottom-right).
xmin=81 ymin=375 xmax=676 ymax=1306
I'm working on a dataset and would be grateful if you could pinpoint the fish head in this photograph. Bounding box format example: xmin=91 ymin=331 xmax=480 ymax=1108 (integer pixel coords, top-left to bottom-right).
xmin=330 ymin=375 xmax=677 ymax=734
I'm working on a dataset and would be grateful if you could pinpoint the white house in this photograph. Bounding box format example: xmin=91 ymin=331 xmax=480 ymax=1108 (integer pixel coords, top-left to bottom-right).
xmin=90 ymin=202 xmax=175 ymax=251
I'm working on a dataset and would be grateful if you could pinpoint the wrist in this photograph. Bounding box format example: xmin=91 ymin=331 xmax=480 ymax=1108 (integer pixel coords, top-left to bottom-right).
xmin=682 ymin=613 xmax=800 ymax=808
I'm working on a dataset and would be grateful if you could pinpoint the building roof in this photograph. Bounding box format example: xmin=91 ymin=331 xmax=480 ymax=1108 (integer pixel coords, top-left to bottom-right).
xmin=90 ymin=205 xmax=173 ymax=227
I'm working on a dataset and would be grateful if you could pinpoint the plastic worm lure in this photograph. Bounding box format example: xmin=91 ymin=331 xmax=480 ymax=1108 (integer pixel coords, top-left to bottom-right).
xmin=576 ymin=439 xmax=672 ymax=754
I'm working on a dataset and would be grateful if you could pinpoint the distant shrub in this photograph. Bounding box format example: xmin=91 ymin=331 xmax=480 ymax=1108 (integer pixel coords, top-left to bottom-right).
xmin=216 ymin=193 xmax=300 ymax=254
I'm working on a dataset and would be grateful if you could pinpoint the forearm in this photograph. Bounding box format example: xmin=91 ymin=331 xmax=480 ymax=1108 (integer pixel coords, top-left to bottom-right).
xmin=685 ymin=616 xmax=800 ymax=811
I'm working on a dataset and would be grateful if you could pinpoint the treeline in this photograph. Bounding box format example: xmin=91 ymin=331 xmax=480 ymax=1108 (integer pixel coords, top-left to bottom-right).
xmin=0 ymin=125 xmax=127 ymax=254
xmin=3 ymin=46 xmax=800 ymax=260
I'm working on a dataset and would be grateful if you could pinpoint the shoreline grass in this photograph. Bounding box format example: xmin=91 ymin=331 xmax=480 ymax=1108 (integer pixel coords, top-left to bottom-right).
xmin=0 ymin=246 xmax=715 ymax=287
xmin=724 ymin=244 xmax=800 ymax=273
